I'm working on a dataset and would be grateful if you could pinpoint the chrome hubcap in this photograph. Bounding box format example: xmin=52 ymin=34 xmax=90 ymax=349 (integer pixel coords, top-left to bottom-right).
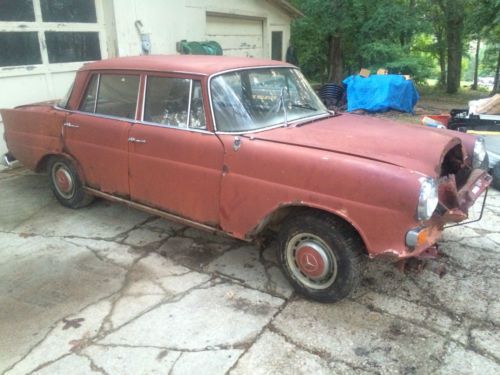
xmin=52 ymin=163 xmax=75 ymax=199
xmin=286 ymin=233 xmax=338 ymax=290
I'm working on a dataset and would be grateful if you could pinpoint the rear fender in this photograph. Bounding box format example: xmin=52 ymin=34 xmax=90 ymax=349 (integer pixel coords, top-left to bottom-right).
xmin=0 ymin=107 xmax=65 ymax=170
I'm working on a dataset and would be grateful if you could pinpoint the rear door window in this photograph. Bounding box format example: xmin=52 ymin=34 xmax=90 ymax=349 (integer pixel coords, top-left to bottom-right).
xmin=79 ymin=73 xmax=140 ymax=119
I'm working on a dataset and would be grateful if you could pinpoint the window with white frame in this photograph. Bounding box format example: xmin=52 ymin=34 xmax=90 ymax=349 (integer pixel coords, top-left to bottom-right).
xmin=0 ymin=0 xmax=104 ymax=69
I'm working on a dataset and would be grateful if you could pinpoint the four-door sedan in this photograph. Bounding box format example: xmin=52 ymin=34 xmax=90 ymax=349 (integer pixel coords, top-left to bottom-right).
xmin=1 ymin=55 xmax=492 ymax=302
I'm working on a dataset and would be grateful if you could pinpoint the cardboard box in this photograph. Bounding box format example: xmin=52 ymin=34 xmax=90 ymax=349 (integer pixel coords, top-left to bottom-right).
xmin=377 ymin=68 xmax=388 ymax=75
xmin=359 ymin=68 xmax=370 ymax=78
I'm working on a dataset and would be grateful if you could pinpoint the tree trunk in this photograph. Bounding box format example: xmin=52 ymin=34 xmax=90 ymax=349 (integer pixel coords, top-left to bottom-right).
xmin=444 ymin=0 xmax=465 ymax=94
xmin=436 ymin=28 xmax=447 ymax=87
xmin=471 ymin=38 xmax=480 ymax=90
xmin=492 ymin=48 xmax=500 ymax=95
xmin=328 ymin=34 xmax=343 ymax=84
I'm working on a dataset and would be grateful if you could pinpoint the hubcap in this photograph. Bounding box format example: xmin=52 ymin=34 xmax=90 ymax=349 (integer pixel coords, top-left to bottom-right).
xmin=52 ymin=162 xmax=75 ymax=199
xmin=295 ymin=244 xmax=329 ymax=279
xmin=55 ymin=168 xmax=72 ymax=193
xmin=286 ymin=233 xmax=338 ymax=290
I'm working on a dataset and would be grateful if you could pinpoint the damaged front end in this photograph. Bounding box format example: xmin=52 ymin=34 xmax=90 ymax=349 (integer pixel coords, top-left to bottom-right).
xmin=381 ymin=139 xmax=492 ymax=263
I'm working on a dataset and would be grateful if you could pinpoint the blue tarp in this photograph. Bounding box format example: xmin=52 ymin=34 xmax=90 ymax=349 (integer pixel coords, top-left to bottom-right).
xmin=342 ymin=74 xmax=420 ymax=113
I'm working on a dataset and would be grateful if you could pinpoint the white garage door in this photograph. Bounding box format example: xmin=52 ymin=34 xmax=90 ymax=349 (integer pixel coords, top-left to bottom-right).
xmin=206 ymin=15 xmax=264 ymax=58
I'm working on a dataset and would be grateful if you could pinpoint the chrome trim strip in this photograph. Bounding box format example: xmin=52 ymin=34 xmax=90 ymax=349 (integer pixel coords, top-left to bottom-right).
xmin=134 ymin=74 xmax=143 ymax=121
xmin=80 ymin=68 xmax=209 ymax=76
xmin=93 ymin=74 xmax=100 ymax=113
xmin=141 ymin=75 xmax=148 ymax=122
xmin=83 ymin=187 xmax=234 ymax=237
xmin=187 ymin=79 xmax=193 ymax=128
xmin=55 ymin=107 xmax=143 ymax=124
xmin=139 ymin=120 xmax=212 ymax=134
xmin=52 ymin=106 xmax=213 ymax=134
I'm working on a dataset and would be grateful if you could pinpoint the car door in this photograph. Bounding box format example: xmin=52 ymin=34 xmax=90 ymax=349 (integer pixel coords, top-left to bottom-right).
xmin=128 ymin=75 xmax=224 ymax=225
xmin=64 ymin=72 xmax=140 ymax=197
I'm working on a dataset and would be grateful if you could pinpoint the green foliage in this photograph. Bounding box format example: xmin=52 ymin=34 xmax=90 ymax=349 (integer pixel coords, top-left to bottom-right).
xmin=291 ymin=0 xmax=429 ymax=82
xmin=386 ymin=56 xmax=435 ymax=84
xmin=290 ymin=0 xmax=499 ymax=89
xmin=481 ymin=45 xmax=499 ymax=76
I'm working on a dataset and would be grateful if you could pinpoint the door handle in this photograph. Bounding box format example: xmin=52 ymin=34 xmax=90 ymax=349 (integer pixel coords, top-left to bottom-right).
xmin=63 ymin=122 xmax=79 ymax=128
xmin=128 ymin=137 xmax=147 ymax=143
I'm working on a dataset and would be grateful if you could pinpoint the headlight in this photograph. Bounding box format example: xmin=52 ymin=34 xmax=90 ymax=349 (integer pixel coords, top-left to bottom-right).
xmin=472 ymin=137 xmax=487 ymax=169
xmin=417 ymin=177 xmax=439 ymax=221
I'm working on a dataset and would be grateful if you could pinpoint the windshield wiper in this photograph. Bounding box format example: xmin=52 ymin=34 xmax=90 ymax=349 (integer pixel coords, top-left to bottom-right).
xmin=280 ymin=87 xmax=289 ymax=127
xmin=291 ymin=103 xmax=317 ymax=111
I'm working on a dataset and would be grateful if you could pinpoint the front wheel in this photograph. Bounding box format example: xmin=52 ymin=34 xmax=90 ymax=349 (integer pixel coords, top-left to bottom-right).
xmin=48 ymin=157 xmax=94 ymax=208
xmin=278 ymin=213 xmax=365 ymax=303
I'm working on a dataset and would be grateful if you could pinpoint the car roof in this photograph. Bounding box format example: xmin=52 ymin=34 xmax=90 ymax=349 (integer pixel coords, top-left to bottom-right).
xmin=80 ymin=55 xmax=293 ymax=76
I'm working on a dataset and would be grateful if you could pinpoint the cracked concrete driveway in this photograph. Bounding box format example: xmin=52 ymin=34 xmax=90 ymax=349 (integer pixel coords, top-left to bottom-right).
xmin=1 ymin=167 xmax=499 ymax=375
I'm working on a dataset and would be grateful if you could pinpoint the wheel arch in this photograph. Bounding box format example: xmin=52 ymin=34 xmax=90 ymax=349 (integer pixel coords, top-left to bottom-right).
xmin=35 ymin=153 xmax=87 ymax=184
xmin=247 ymin=203 xmax=368 ymax=254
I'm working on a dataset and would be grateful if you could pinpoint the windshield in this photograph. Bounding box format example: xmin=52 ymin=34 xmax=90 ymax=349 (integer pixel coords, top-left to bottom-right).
xmin=210 ymin=68 xmax=328 ymax=132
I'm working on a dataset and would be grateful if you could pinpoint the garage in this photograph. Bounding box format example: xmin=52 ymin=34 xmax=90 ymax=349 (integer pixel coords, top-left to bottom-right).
xmin=206 ymin=14 xmax=264 ymax=58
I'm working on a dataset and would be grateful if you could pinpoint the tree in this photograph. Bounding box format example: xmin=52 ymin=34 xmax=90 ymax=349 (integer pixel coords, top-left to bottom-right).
xmin=467 ymin=0 xmax=500 ymax=94
xmin=437 ymin=0 xmax=466 ymax=93
xmin=471 ymin=38 xmax=480 ymax=90
xmin=291 ymin=0 xmax=429 ymax=83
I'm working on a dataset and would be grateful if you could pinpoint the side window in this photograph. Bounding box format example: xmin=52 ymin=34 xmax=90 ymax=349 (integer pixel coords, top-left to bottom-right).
xmin=144 ymin=77 xmax=190 ymax=127
xmin=144 ymin=77 xmax=206 ymax=130
xmin=96 ymin=75 xmax=140 ymax=119
xmin=189 ymin=81 xmax=206 ymax=129
xmin=79 ymin=74 xmax=98 ymax=112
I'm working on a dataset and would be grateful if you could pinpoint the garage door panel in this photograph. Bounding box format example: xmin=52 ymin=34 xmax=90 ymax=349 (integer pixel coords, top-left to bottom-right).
xmin=209 ymin=35 xmax=262 ymax=50
xmin=206 ymin=15 xmax=263 ymax=58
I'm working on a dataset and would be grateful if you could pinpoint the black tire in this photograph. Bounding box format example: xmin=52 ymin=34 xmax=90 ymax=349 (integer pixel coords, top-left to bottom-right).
xmin=492 ymin=163 xmax=500 ymax=191
xmin=278 ymin=213 xmax=365 ymax=303
xmin=48 ymin=157 xmax=94 ymax=208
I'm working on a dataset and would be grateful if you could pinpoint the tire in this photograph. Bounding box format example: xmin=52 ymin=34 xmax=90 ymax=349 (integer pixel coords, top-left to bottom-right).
xmin=48 ymin=157 xmax=94 ymax=208
xmin=278 ymin=213 xmax=365 ymax=303
xmin=492 ymin=163 xmax=500 ymax=191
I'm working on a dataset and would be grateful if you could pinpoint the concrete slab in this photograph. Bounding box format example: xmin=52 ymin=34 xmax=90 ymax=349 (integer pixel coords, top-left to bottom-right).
xmin=100 ymin=283 xmax=284 ymax=350
xmin=231 ymin=330 xmax=335 ymax=375
xmin=83 ymin=345 xmax=181 ymax=375
xmin=0 ymin=233 xmax=125 ymax=373
xmin=171 ymin=350 xmax=243 ymax=375
xmin=1 ymin=168 xmax=499 ymax=374
xmin=206 ymin=245 xmax=293 ymax=298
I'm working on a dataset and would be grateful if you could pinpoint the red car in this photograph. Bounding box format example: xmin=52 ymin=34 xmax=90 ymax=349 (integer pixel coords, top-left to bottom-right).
xmin=1 ymin=55 xmax=492 ymax=302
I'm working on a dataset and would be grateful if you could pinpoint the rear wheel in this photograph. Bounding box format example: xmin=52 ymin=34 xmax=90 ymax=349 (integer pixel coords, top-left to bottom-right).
xmin=48 ymin=157 xmax=94 ymax=208
xmin=278 ymin=213 xmax=365 ymax=303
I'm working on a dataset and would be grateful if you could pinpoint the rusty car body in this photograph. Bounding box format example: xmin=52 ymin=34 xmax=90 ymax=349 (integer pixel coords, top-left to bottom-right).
xmin=1 ymin=55 xmax=492 ymax=302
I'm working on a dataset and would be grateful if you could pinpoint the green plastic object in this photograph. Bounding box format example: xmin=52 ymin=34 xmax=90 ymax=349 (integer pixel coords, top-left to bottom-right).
xmin=179 ymin=40 xmax=223 ymax=56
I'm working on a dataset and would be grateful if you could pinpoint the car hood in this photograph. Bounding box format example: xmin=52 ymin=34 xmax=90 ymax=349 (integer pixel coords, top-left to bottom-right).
xmin=247 ymin=114 xmax=463 ymax=177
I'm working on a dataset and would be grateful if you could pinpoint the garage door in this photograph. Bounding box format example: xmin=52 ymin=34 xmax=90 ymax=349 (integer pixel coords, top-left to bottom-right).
xmin=206 ymin=15 xmax=263 ymax=58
